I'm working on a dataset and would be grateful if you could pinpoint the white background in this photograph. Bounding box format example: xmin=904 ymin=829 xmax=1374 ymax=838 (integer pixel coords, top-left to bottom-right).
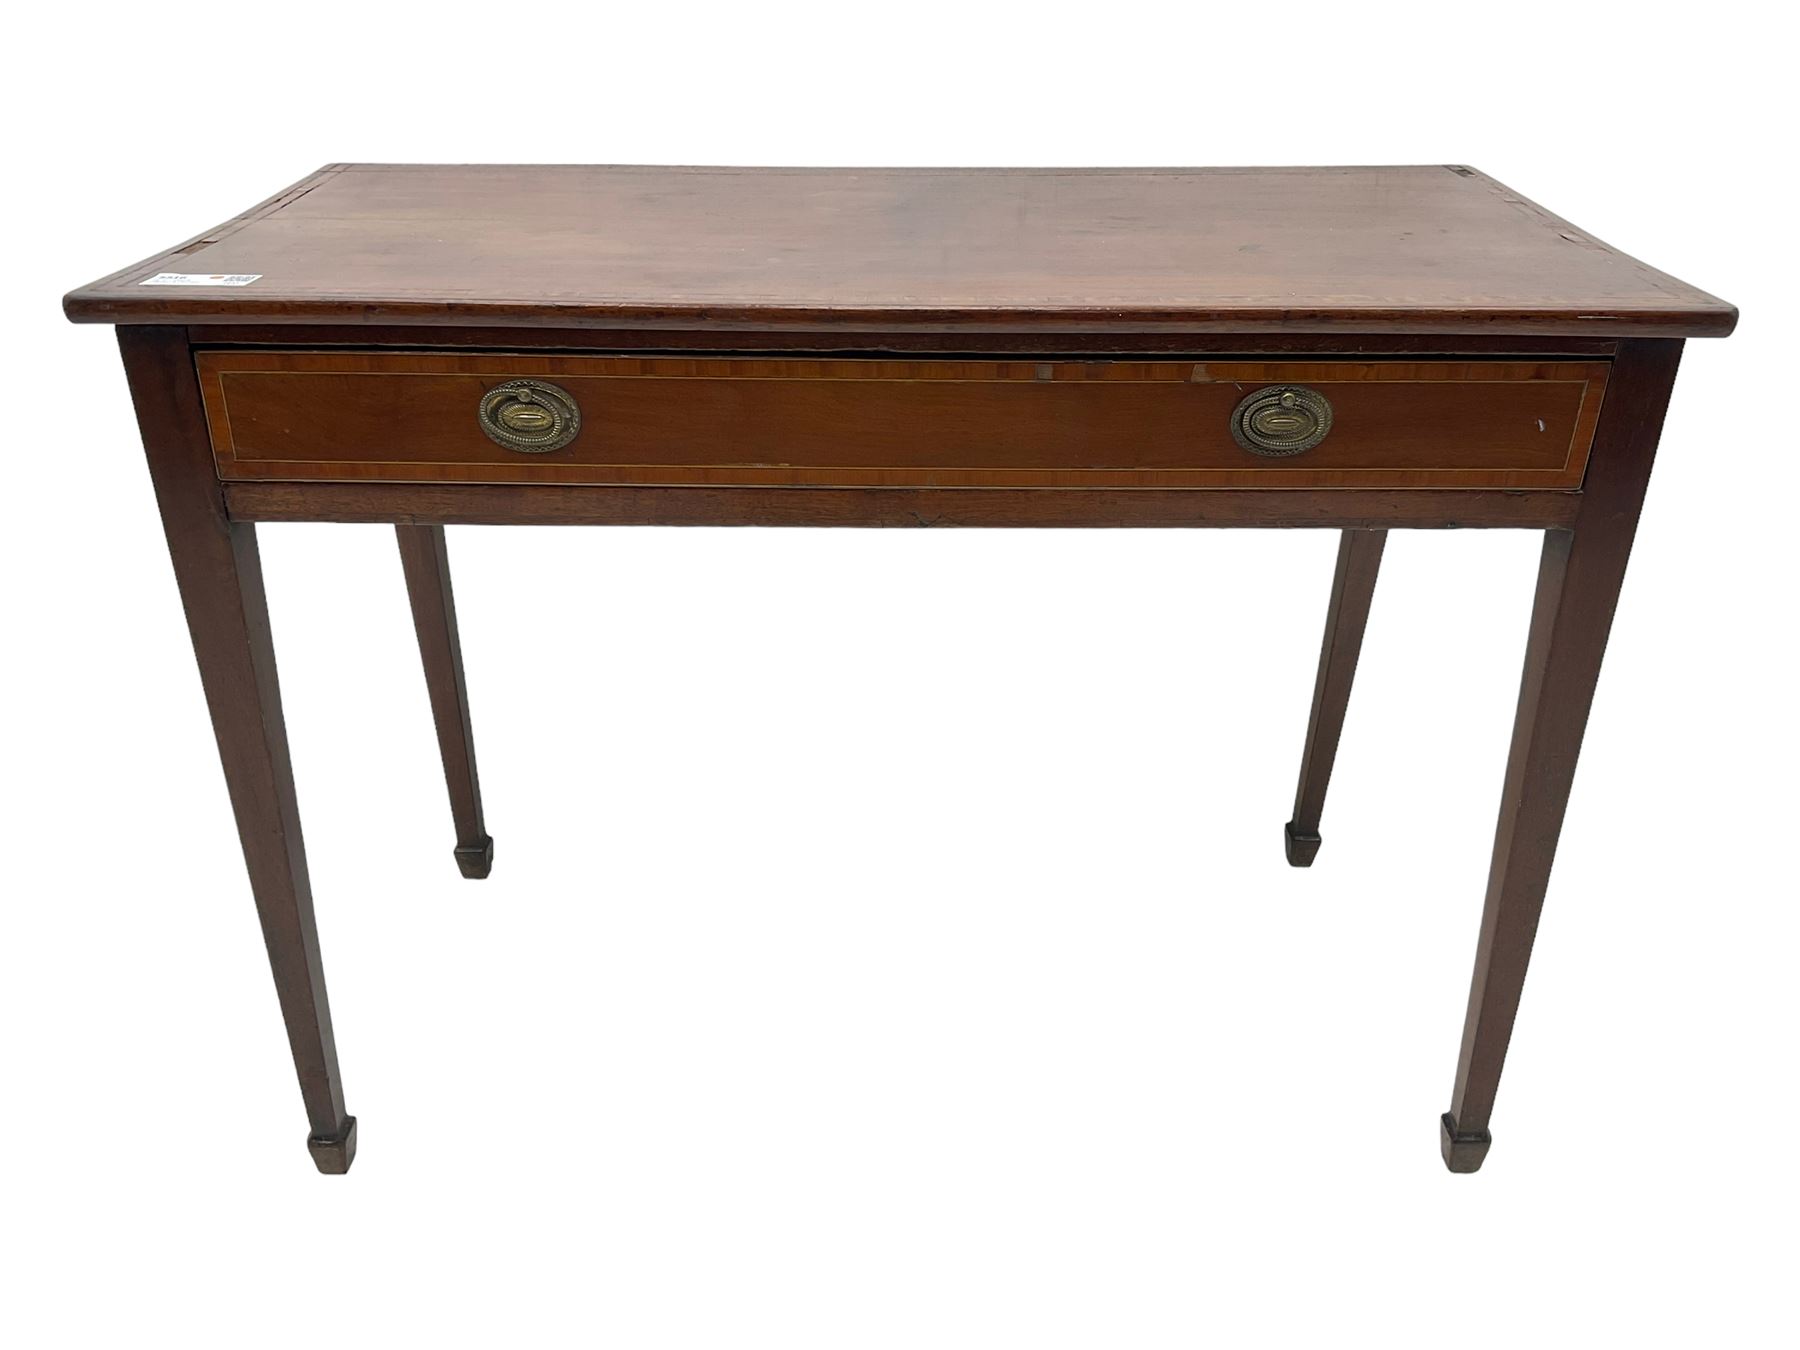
xmin=5 ymin=3 xmax=1794 ymax=1345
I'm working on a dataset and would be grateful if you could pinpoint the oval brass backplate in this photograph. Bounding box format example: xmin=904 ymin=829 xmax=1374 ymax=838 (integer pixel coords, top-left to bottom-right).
xmin=1229 ymin=385 xmax=1333 ymax=457
xmin=479 ymin=379 xmax=582 ymax=453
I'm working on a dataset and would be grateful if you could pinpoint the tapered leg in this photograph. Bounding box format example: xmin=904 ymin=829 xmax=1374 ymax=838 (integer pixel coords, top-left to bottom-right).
xmin=1285 ymin=529 xmax=1387 ymax=866
xmin=120 ymin=328 xmax=354 ymax=1173
xmin=1442 ymin=339 xmax=1684 ymax=1172
xmin=395 ymin=524 xmax=493 ymax=879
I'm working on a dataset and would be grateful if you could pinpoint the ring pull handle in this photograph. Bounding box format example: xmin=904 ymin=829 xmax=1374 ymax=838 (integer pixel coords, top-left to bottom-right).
xmin=1230 ymin=385 xmax=1333 ymax=457
xmin=479 ymin=379 xmax=581 ymax=453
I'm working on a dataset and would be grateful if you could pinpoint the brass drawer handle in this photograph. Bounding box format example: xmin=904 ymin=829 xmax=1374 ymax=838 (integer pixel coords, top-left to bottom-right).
xmin=479 ymin=379 xmax=581 ymax=453
xmin=1230 ymin=385 xmax=1333 ymax=457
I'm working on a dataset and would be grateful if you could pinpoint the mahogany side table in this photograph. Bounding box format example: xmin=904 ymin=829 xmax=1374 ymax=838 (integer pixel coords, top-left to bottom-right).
xmin=65 ymin=165 xmax=1735 ymax=1173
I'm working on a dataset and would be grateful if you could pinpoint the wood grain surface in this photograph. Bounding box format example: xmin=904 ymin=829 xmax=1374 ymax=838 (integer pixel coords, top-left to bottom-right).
xmin=66 ymin=165 xmax=1735 ymax=336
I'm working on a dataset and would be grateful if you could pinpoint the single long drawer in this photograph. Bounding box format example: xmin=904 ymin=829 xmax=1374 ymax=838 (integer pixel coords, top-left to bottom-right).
xmin=195 ymin=352 xmax=1609 ymax=490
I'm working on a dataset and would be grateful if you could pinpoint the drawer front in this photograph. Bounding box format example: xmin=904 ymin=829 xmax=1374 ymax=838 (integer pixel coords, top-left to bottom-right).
xmin=196 ymin=353 xmax=1608 ymax=490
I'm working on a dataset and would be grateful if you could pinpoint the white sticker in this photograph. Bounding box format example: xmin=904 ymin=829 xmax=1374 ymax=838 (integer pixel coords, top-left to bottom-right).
xmin=140 ymin=272 xmax=263 ymax=287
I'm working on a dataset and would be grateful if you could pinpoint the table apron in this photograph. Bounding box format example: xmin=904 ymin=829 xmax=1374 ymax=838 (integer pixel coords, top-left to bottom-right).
xmin=221 ymin=481 xmax=1581 ymax=529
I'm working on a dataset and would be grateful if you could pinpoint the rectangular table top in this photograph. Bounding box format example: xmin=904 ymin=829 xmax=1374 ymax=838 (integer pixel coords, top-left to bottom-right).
xmin=64 ymin=164 xmax=1734 ymax=337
